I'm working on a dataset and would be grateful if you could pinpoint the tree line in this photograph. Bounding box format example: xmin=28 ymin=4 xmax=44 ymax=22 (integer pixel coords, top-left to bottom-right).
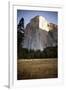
xmin=17 ymin=46 xmax=57 ymax=59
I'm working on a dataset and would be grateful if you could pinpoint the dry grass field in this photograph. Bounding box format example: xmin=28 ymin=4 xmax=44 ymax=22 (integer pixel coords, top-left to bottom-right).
xmin=17 ymin=58 xmax=58 ymax=80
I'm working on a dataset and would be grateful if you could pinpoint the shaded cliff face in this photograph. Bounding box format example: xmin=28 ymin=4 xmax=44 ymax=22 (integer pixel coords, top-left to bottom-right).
xmin=47 ymin=23 xmax=58 ymax=47
xmin=22 ymin=16 xmax=58 ymax=51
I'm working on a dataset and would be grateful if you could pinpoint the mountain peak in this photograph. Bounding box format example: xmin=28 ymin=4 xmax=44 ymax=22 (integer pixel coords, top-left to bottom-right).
xmin=30 ymin=15 xmax=49 ymax=32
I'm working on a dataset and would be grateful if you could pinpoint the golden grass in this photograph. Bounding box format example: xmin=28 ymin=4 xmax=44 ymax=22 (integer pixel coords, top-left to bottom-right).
xmin=17 ymin=58 xmax=58 ymax=80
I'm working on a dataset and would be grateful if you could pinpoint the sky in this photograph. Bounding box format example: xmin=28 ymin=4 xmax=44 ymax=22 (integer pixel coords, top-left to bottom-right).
xmin=17 ymin=10 xmax=58 ymax=28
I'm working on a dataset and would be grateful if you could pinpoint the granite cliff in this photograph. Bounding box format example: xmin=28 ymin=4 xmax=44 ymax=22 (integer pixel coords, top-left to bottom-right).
xmin=22 ymin=16 xmax=58 ymax=51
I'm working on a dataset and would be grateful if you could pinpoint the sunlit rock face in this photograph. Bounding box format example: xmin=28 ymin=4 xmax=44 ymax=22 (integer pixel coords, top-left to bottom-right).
xmin=30 ymin=16 xmax=49 ymax=31
xmin=22 ymin=16 xmax=58 ymax=51
xmin=39 ymin=16 xmax=49 ymax=31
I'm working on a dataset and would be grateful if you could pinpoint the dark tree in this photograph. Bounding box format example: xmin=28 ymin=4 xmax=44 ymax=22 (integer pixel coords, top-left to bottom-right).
xmin=17 ymin=17 xmax=25 ymax=59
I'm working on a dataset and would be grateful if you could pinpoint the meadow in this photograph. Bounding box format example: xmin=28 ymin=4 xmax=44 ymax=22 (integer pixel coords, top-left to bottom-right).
xmin=17 ymin=58 xmax=58 ymax=80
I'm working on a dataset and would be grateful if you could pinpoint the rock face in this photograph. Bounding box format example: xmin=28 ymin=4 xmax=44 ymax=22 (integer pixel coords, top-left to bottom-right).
xmin=30 ymin=16 xmax=49 ymax=31
xmin=22 ymin=16 xmax=58 ymax=51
